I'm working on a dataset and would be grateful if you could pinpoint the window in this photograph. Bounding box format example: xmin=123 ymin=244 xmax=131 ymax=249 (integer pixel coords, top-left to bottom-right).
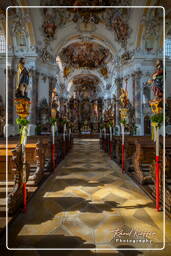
xmin=165 ymin=38 xmax=171 ymax=57
xmin=0 ymin=31 xmax=5 ymax=53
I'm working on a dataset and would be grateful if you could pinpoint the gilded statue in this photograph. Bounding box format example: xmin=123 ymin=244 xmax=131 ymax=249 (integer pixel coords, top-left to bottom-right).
xmin=147 ymin=59 xmax=163 ymax=99
xmin=119 ymin=88 xmax=129 ymax=108
xmin=51 ymin=88 xmax=59 ymax=118
xmin=147 ymin=59 xmax=163 ymax=114
xmin=15 ymin=58 xmax=29 ymax=99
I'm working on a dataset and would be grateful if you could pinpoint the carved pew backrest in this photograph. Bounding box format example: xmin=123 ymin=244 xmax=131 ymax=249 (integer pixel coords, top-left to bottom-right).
xmin=11 ymin=144 xmax=24 ymax=184
xmin=0 ymin=149 xmax=14 ymax=181
xmin=35 ymin=141 xmax=44 ymax=169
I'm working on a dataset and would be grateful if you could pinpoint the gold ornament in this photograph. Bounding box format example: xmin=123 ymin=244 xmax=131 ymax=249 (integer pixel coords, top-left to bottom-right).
xmin=119 ymin=108 xmax=128 ymax=120
xmin=15 ymin=98 xmax=31 ymax=119
xmin=149 ymin=99 xmax=163 ymax=114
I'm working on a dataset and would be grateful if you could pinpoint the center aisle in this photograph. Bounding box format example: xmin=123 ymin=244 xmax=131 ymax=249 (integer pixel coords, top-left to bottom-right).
xmin=8 ymin=139 xmax=171 ymax=253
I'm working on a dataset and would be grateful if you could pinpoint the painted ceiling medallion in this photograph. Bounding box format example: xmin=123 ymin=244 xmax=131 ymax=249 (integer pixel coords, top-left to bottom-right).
xmin=73 ymin=74 xmax=99 ymax=86
xmin=60 ymin=42 xmax=112 ymax=69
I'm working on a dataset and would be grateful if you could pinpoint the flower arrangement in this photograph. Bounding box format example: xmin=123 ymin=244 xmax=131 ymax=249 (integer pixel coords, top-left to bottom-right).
xmin=151 ymin=113 xmax=163 ymax=127
xmin=50 ymin=117 xmax=57 ymax=126
xmin=16 ymin=117 xmax=29 ymax=134
xmin=120 ymin=119 xmax=127 ymax=126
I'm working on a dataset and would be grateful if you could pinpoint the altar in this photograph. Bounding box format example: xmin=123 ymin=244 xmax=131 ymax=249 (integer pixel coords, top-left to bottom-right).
xmin=68 ymin=77 xmax=102 ymax=134
xmin=80 ymin=121 xmax=91 ymax=134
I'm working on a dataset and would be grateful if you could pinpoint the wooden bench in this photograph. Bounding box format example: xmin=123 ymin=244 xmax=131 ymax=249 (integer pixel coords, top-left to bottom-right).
xmin=124 ymin=136 xmax=152 ymax=172
xmin=0 ymin=142 xmax=45 ymax=186
xmin=132 ymin=139 xmax=156 ymax=185
xmin=0 ymin=144 xmax=30 ymax=214
xmin=54 ymin=134 xmax=73 ymax=164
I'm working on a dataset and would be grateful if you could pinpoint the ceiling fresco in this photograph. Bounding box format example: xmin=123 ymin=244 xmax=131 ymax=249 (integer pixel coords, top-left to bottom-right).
xmin=72 ymin=74 xmax=99 ymax=86
xmin=38 ymin=0 xmax=132 ymax=54
xmin=74 ymin=84 xmax=98 ymax=99
xmin=60 ymin=42 xmax=112 ymax=69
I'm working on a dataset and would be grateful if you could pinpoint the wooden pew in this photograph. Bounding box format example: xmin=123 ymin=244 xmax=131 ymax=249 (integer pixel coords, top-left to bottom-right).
xmin=152 ymin=138 xmax=171 ymax=215
xmin=0 ymin=142 xmax=45 ymax=186
xmin=55 ymin=134 xmax=73 ymax=165
xmin=0 ymin=149 xmax=14 ymax=181
xmin=0 ymin=144 xmax=30 ymax=214
xmin=132 ymin=139 xmax=156 ymax=184
xmin=124 ymin=136 xmax=152 ymax=172
xmin=113 ymin=136 xmax=122 ymax=164
xmin=27 ymin=136 xmax=52 ymax=171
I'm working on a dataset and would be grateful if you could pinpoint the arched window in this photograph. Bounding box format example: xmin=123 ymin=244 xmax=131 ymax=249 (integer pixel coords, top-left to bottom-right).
xmin=0 ymin=31 xmax=6 ymax=53
xmin=165 ymin=38 xmax=171 ymax=58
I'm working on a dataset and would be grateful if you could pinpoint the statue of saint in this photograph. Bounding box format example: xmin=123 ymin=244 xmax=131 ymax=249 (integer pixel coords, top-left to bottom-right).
xmin=15 ymin=58 xmax=29 ymax=99
xmin=151 ymin=60 xmax=163 ymax=99
xmin=119 ymin=88 xmax=129 ymax=108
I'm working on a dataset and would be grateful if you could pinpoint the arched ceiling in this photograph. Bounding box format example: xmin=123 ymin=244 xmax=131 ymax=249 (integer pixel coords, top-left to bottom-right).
xmin=68 ymin=73 xmax=101 ymax=99
xmin=67 ymin=73 xmax=102 ymax=95
xmin=73 ymin=74 xmax=99 ymax=86
xmin=59 ymin=41 xmax=112 ymax=69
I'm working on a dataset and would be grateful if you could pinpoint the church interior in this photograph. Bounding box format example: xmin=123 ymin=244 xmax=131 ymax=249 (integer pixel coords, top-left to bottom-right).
xmin=1 ymin=0 xmax=171 ymax=255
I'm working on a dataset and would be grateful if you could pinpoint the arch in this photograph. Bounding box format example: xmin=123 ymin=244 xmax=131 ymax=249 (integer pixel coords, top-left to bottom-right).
xmin=54 ymin=33 xmax=114 ymax=94
xmin=66 ymin=69 xmax=105 ymax=93
xmin=55 ymin=33 xmax=116 ymax=58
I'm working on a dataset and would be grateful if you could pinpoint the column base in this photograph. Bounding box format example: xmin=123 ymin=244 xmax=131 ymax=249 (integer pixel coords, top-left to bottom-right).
xmin=114 ymin=125 xmax=120 ymax=135
xmin=28 ymin=124 xmax=36 ymax=136
xmin=4 ymin=124 xmax=17 ymax=137
xmin=135 ymin=124 xmax=142 ymax=136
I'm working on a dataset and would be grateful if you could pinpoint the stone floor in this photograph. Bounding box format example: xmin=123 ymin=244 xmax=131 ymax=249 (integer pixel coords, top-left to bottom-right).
xmin=5 ymin=139 xmax=171 ymax=255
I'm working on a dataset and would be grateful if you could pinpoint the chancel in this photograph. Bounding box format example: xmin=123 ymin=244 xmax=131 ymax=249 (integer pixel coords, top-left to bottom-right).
xmin=0 ymin=0 xmax=171 ymax=255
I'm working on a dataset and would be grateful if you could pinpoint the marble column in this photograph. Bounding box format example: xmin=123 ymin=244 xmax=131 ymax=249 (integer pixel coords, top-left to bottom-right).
xmin=134 ymin=70 xmax=143 ymax=135
xmin=115 ymin=78 xmax=123 ymax=130
xmin=131 ymin=73 xmax=136 ymax=109
xmin=48 ymin=77 xmax=57 ymax=108
xmin=8 ymin=69 xmax=15 ymax=125
xmin=6 ymin=68 xmax=17 ymax=136
xmin=29 ymin=70 xmax=39 ymax=135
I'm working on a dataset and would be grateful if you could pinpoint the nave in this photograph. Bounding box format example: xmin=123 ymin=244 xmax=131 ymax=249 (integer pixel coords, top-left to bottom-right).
xmin=1 ymin=1 xmax=171 ymax=254
xmin=6 ymin=139 xmax=171 ymax=253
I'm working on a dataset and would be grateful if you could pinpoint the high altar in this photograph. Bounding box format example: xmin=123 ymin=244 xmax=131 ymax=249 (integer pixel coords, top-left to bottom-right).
xmin=68 ymin=76 xmax=102 ymax=134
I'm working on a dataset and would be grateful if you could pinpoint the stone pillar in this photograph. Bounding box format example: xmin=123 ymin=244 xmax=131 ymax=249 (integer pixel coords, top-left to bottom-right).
xmin=8 ymin=69 xmax=15 ymax=124
xmin=6 ymin=68 xmax=16 ymax=136
xmin=134 ymin=71 xmax=143 ymax=135
xmin=29 ymin=70 xmax=39 ymax=135
xmin=115 ymin=78 xmax=123 ymax=134
xmin=131 ymin=73 xmax=136 ymax=109
xmin=48 ymin=77 xmax=57 ymax=108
